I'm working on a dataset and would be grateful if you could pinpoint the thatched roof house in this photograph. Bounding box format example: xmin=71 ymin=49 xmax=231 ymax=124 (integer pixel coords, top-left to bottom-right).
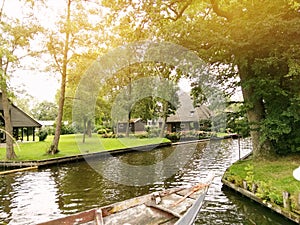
xmin=165 ymin=92 xmax=213 ymax=132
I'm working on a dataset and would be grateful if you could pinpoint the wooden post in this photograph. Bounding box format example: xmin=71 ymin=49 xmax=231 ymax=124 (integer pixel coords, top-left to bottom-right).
xmin=297 ymin=193 xmax=300 ymax=210
xmin=252 ymin=183 xmax=258 ymax=193
xmin=33 ymin=127 xmax=35 ymax=141
xmin=238 ymin=135 xmax=241 ymax=160
xmin=283 ymin=191 xmax=291 ymax=211
xmin=27 ymin=127 xmax=29 ymax=141
xmin=243 ymin=180 xmax=247 ymax=190
xmin=21 ymin=127 xmax=24 ymax=141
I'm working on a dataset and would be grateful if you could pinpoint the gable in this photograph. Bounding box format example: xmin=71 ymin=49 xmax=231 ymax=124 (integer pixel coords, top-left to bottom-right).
xmin=0 ymin=93 xmax=41 ymax=128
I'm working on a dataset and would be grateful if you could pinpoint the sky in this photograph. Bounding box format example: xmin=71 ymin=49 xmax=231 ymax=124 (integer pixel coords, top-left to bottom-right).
xmin=10 ymin=72 xmax=60 ymax=103
xmin=4 ymin=0 xmax=63 ymax=103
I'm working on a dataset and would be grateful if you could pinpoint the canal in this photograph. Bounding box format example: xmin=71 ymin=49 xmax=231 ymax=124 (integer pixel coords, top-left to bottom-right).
xmin=0 ymin=139 xmax=294 ymax=224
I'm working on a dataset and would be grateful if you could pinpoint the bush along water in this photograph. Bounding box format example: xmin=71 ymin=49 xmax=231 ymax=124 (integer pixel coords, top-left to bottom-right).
xmin=165 ymin=131 xmax=215 ymax=141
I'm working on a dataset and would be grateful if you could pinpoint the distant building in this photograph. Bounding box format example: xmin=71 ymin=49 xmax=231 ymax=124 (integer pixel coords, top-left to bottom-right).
xmin=117 ymin=118 xmax=146 ymax=133
xmin=0 ymin=93 xmax=42 ymax=142
xmin=38 ymin=120 xmax=69 ymax=128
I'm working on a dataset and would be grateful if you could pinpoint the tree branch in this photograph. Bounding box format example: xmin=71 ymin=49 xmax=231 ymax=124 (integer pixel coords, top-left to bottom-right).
xmin=210 ymin=0 xmax=233 ymax=21
xmin=165 ymin=0 xmax=193 ymax=21
xmin=0 ymin=0 xmax=5 ymax=22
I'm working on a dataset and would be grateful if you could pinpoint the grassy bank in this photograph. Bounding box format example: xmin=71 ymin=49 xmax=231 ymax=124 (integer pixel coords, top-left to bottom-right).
xmin=0 ymin=134 xmax=170 ymax=161
xmin=223 ymin=154 xmax=300 ymax=213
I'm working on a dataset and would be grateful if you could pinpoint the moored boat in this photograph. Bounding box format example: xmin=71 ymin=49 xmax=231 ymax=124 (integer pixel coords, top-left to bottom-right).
xmin=38 ymin=175 xmax=214 ymax=225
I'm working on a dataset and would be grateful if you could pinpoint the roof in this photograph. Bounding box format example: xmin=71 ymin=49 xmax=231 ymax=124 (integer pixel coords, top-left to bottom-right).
xmin=118 ymin=118 xmax=145 ymax=124
xmin=166 ymin=92 xmax=213 ymax=123
xmin=0 ymin=93 xmax=42 ymax=128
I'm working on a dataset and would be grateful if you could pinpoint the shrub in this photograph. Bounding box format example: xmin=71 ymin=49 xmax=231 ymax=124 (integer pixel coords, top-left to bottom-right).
xmin=97 ymin=128 xmax=107 ymax=134
xmin=61 ymin=124 xmax=77 ymax=134
xmin=38 ymin=129 xmax=48 ymax=141
xmin=165 ymin=132 xmax=180 ymax=141
xmin=101 ymin=132 xmax=116 ymax=138
xmin=134 ymin=132 xmax=149 ymax=139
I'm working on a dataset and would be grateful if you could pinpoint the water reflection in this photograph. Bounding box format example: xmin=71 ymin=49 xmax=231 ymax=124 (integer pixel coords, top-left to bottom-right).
xmin=0 ymin=139 xmax=295 ymax=224
xmin=86 ymin=142 xmax=199 ymax=186
xmin=0 ymin=172 xmax=60 ymax=224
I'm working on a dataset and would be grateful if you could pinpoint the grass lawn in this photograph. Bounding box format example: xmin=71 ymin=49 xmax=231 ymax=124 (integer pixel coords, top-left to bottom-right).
xmin=223 ymin=154 xmax=300 ymax=212
xmin=0 ymin=134 xmax=170 ymax=161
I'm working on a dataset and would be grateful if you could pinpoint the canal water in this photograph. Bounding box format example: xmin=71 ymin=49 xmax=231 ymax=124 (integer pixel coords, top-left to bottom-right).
xmin=0 ymin=139 xmax=295 ymax=224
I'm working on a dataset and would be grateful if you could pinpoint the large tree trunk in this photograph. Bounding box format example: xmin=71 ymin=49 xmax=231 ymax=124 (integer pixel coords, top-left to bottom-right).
xmin=125 ymin=112 xmax=131 ymax=137
xmin=239 ymin=64 xmax=275 ymax=159
xmin=125 ymin=76 xmax=132 ymax=138
xmin=48 ymin=74 xmax=66 ymax=154
xmin=82 ymin=117 xmax=86 ymax=144
xmin=1 ymin=88 xmax=17 ymax=160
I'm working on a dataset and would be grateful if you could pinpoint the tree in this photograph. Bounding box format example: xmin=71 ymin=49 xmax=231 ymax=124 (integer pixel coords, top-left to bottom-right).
xmin=103 ymin=61 xmax=180 ymax=137
xmin=31 ymin=101 xmax=58 ymax=120
xmin=0 ymin=0 xmax=41 ymax=159
xmin=103 ymin=0 xmax=300 ymax=159
xmin=46 ymin=0 xmax=72 ymax=154
xmin=46 ymin=0 xmax=98 ymax=153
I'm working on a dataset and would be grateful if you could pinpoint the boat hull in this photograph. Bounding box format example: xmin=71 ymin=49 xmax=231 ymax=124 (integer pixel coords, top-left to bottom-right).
xmin=38 ymin=181 xmax=211 ymax=225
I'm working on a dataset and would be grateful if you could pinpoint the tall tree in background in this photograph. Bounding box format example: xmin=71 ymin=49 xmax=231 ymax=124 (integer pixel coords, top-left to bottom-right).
xmin=0 ymin=0 xmax=41 ymax=159
xmin=47 ymin=0 xmax=72 ymax=154
xmin=46 ymin=0 xmax=98 ymax=153
xmin=31 ymin=101 xmax=58 ymax=120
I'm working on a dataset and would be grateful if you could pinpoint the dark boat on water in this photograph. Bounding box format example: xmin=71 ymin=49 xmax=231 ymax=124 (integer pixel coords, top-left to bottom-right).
xmin=38 ymin=175 xmax=213 ymax=225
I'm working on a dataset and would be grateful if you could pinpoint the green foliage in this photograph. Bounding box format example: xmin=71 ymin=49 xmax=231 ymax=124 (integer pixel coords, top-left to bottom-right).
xmin=244 ymin=164 xmax=254 ymax=191
xmin=225 ymin=155 xmax=300 ymax=211
xmin=199 ymin=119 xmax=212 ymax=132
xmin=259 ymin=79 xmax=300 ymax=154
xmin=145 ymin=126 xmax=161 ymax=138
xmin=256 ymin=181 xmax=283 ymax=206
xmin=38 ymin=129 xmax=48 ymax=142
xmin=60 ymin=124 xmax=77 ymax=135
xmin=104 ymin=62 xmax=181 ymax=126
xmin=133 ymin=132 xmax=149 ymax=139
xmin=97 ymin=128 xmax=107 ymax=135
xmin=165 ymin=131 xmax=214 ymax=141
xmin=31 ymin=101 xmax=58 ymax=120
xmin=226 ymin=103 xmax=250 ymax=137
xmin=101 ymin=132 xmax=117 ymax=138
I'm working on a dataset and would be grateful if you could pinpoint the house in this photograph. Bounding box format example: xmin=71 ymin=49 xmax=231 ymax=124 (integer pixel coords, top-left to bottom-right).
xmin=0 ymin=93 xmax=42 ymax=142
xmin=117 ymin=118 xmax=146 ymax=133
xmin=163 ymin=93 xmax=213 ymax=132
xmin=165 ymin=105 xmax=213 ymax=132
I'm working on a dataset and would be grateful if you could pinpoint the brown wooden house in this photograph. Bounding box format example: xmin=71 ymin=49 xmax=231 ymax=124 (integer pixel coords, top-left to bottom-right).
xmin=117 ymin=118 xmax=146 ymax=133
xmin=0 ymin=93 xmax=42 ymax=142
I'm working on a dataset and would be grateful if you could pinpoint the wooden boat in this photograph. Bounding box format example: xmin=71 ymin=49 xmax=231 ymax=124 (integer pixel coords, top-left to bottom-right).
xmin=38 ymin=175 xmax=213 ymax=225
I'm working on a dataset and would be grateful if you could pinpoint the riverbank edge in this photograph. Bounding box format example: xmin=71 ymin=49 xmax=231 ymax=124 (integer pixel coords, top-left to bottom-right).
xmin=0 ymin=134 xmax=236 ymax=171
xmin=0 ymin=142 xmax=172 ymax=169
xmin=222 ymin=162 xmax=300 ymax=224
